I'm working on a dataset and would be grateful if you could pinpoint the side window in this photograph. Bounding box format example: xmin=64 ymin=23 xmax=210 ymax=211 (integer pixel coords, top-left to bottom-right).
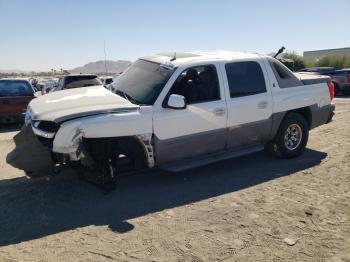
xmin=168 ymin=65 xmax=220 ymax=104
xmin=268 ymin=58 xmax=302 ymax=88
xmin=272 ymin=61 xmax=292 ymax=79
xmin=225 ymin=61 xmax=266 ymax=98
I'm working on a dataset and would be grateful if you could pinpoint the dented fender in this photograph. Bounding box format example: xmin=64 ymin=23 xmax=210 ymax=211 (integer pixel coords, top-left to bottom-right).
xmin=52 ymin=108 xmax=154 ymax=164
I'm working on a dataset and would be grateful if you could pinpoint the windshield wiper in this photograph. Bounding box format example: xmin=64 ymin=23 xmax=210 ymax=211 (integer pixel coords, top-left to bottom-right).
xmin=115 ymin=89 xmax=146 ymax=105
xmin=115 ymin=89 xmax=130 ymax=103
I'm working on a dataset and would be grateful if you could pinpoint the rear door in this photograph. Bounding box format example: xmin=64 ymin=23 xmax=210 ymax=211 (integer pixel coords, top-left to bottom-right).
xmin=222 ymin=59 xmax=273 ymax=148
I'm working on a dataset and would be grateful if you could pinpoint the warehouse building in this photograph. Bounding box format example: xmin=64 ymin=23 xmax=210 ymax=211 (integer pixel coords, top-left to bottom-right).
xmin=303 ymin=47 xmax=350 ymax=63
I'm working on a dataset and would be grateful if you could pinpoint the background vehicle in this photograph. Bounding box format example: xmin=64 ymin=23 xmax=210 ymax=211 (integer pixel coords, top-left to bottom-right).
xmin=298 ymin=67 xmax=335 ymax=75
xmin=0 ymin=79 xmax=35 ymax=123
xmin=330 ymin=69 xmax=350 ymax=95
xmin=7 ymin=52 xmax=335 ymax=189
xmin=48 ymin=74 xmax=102 ymax=93
xmin=99 ymin=76 xmax=113 ymax=87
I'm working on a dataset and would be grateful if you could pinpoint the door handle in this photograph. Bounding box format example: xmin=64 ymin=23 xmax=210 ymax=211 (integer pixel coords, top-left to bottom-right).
xmin=213 ymin=108 xmax=226 ymax=116
xmin=258 ymin=101 xmax=269 ymax=109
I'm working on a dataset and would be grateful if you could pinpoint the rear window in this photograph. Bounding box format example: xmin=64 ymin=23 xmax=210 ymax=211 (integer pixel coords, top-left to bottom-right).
xmin=225 ymin=61 xmax=266 ymax=98
xmin=268 ymin=58 xmax=302 ymax=88
xmin=0 ymin=80 xmax=34 ymax=96
xmin=64 ymin=76 xmax=102 ymax=89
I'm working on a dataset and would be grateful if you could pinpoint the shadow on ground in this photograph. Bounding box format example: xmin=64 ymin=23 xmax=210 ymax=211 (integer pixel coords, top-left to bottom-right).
xmin=0 ymin=123 xmax=22 ymax=133
xmin=0 ymin=148 xmax=327 ymax=246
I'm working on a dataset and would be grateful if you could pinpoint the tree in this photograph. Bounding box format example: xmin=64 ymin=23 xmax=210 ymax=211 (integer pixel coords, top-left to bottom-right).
xmin=282 ymin=51 xmax=305 ymax=70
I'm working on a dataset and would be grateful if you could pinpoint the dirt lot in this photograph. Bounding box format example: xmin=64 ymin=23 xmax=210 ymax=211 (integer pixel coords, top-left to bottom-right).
xmin=0 ymin=98 xmax=349 ymax=262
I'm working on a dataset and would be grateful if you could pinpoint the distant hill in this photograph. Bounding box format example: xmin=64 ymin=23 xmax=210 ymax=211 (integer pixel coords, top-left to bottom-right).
xmin=0 ymin=69 xmax=31 ymax=74
xmin=69 ymin=60 xmax=131 ymax=74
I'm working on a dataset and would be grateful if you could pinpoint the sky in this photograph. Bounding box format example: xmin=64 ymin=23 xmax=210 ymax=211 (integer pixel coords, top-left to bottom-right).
xmin=0 ymin=0 xmax=349 ymax=71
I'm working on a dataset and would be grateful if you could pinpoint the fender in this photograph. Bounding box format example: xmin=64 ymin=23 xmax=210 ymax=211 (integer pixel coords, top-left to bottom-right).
xmin=52 ymin=107 xmax=154 ymax=165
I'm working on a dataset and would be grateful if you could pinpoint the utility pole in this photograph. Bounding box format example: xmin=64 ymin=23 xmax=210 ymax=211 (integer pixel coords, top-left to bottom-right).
xmin=104 ymin=40 xmax=108 ymax=75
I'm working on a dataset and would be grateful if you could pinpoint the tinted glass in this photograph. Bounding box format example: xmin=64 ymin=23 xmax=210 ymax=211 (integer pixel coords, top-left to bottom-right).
xmin=169 ymin=65 xmax=220 ymax=104
xmin=225 ymin=62 xmax=266 ymax=98
xmin=111 ymin=59 xmax=174 ymax=105
xmin=64 ymin=76 xmax=102 ymax=89
xmin=272 ymin=61 xmax=292 ymax=78
xmin=0 ymin=80 xmax=34 ymax=96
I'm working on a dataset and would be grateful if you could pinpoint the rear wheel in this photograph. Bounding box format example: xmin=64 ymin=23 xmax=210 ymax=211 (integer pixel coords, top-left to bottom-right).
xmin=267 ymin=113 xmax=309 ymax=158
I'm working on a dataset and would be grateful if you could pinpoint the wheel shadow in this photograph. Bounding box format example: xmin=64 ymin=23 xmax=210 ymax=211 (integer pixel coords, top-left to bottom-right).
xmin=0 ymin=148 xmax=327 ymax=246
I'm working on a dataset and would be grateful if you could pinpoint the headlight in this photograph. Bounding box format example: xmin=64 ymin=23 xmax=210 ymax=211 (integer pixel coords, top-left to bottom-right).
xmin=24 ymin=108 xmax=32 ymax=126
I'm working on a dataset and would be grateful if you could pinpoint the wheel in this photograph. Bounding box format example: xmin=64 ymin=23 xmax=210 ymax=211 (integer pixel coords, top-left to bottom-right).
xmin=267 ymin=112 xmax=309 ymax=158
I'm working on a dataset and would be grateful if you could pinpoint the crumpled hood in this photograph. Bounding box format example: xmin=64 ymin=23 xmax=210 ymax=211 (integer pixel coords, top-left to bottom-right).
xmin=28 ymin=85 xmax=139 ymax=122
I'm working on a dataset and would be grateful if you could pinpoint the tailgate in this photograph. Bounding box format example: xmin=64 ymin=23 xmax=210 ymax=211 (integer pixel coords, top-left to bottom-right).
xmin=294 ymin=72 xmax=331 ymax=85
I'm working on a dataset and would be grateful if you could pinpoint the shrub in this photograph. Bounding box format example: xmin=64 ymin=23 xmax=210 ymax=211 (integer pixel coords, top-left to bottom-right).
xmin=307 ymin=55 xmax=350 ymax=69
xmin=282 ymin=51 xmax=305 ymax=70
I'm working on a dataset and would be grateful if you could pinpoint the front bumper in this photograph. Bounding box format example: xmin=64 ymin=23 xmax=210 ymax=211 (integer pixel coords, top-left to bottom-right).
xmin=6 ymin=125 xmax=54 ymax=177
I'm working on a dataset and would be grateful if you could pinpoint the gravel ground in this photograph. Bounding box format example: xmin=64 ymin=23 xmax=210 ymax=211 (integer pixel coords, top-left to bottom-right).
xmin=0 ymin=98 xmax=349 ymax=262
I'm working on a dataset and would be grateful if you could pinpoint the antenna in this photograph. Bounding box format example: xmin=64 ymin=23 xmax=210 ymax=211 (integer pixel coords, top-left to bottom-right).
xmin=170 ymin=52 xmax=176 ymax=61
xmin=104 ymin=40 xmax=108 ymax=75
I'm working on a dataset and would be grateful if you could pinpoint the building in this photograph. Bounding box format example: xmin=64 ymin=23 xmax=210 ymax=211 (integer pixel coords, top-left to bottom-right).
xmin=303 ymin=47 xmax=350 ymax=63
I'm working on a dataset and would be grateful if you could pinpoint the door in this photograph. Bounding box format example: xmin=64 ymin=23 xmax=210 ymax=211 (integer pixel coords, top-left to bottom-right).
xmin=222 ymin=60 xmax=273 ymax=148
xmin=153 ymin=64 xmax=227 ymax=164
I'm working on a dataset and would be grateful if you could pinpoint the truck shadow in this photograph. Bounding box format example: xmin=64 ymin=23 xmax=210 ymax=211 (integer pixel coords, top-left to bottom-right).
xmin=0 ymin=148 xmax=327 ymax=246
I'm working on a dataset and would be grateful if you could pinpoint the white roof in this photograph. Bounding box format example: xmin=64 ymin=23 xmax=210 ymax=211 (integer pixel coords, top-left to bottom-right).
xmin=141 ymin=51 xmax=262 ymax=66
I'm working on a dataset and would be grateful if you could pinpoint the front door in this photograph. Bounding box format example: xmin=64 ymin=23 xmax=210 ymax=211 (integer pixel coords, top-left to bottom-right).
xmin=153 ymin=64 xmax=227 ymax=164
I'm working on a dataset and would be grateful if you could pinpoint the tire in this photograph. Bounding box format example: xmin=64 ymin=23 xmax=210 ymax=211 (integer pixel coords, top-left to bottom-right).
xmin=267 ymin=112 xmax=309 ymax=158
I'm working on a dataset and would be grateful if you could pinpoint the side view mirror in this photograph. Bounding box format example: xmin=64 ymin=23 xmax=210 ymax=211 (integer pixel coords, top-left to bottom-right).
xmin=167 ymin=94 xmax=186 ymax=109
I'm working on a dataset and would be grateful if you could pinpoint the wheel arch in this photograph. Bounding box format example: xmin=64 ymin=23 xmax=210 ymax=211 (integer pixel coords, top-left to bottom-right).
xmin=83 ymin=135 xmax=154 ymax=169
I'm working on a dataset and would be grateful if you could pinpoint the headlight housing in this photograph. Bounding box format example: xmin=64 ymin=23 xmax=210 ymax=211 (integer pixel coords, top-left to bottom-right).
xmin=24 ymin=108 xmax=32 ymax=126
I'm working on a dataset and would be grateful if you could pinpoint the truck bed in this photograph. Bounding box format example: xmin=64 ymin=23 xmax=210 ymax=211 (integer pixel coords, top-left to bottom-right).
xmin=294 ymin=72 xmax=331 ymax=85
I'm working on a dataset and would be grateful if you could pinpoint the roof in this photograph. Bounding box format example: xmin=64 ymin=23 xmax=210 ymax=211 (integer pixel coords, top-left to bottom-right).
xmin=0 ymin=78 xmax=30 ymax=82
xmin=141 ymin=51 xmax=262 ymax=66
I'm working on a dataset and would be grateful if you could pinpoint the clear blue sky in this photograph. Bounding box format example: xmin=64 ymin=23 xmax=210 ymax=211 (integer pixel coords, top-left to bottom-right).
xmin=0 ymin=0 xmax=349 ymax=71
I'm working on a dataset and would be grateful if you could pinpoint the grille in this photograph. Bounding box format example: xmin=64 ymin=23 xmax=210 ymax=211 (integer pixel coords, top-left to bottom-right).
xmin=37 ymin=121 xmax=60 ymax=133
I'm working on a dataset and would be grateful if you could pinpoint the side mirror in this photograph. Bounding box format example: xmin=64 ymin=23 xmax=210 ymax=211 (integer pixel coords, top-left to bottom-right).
xmin=167 ymin=94 xmax=186 ymax=109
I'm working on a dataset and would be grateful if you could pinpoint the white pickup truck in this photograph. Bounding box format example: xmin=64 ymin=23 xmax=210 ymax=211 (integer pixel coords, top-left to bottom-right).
xmin=7 ymin=51 xmax=335 ymax=188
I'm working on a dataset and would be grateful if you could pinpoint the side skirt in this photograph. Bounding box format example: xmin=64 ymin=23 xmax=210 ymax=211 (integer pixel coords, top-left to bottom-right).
xmin=160 ymin=143 xmax=264 ymax=172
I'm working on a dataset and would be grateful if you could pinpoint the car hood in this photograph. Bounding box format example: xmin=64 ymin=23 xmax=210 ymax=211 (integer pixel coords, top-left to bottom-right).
xmin=28 ymin=85 xmax=139 ymax=122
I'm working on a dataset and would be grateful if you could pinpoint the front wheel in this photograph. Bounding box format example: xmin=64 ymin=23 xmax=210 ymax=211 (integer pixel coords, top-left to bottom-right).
xmin=267 ymin=113 xmax=309 ymax=158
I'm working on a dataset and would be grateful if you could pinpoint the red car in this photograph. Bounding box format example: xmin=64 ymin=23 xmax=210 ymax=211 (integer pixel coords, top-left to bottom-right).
xmin=0 ymin=79 xmax=35 ymax=123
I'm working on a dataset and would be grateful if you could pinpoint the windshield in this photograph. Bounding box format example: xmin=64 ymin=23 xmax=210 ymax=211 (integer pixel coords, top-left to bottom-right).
xmin=0 ymin=80 xmax=34 ymax=97
xmin=111 ymin=59 xmax=175 ymax=105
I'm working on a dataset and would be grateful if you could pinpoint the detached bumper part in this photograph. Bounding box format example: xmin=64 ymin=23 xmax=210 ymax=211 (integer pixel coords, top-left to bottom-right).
xmin=6 ymin=125 xmax=54 ymax=178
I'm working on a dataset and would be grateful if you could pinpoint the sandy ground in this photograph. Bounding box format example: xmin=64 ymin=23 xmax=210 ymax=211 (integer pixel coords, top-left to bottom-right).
xmin=0 ymin=98 xmax=349 ymax=262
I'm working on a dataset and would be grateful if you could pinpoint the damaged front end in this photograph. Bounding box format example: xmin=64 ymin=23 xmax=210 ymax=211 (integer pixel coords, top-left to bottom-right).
xmin=6 ymin=124 xmax=56 ymax=177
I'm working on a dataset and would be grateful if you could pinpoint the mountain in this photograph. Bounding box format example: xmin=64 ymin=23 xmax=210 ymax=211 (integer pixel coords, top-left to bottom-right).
xmin=0 ymin=69 xmax=32 ymax=74
xmin=69 ymin=60 xmax=131 ymax=74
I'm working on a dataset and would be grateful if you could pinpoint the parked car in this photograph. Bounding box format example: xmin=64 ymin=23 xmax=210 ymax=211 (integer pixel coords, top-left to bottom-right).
xmin=36 ymin=77 xmax=58 ymax=92
xmin=48 ymin=74 xmax=102 ymax=93
xmin=0 ymin=79 xmax=35 ymax=123
xmin=298 ymin=67 xmax=335 ymax=75
xmin=330 ymin=69 xmax=350 ymax=95
xmin=7 ymin=51 xmax=335 ymax=190
xmin=99 ymin=76 xmax=113 ymax=87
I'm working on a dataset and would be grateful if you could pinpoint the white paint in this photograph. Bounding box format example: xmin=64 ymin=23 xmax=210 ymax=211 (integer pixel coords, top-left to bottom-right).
xmin=27 ymin=51 xmax=331 ymax=161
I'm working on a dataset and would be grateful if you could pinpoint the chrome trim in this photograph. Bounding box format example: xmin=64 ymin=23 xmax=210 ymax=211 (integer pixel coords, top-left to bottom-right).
xmin=31 ymin=125 xmax=56 ymax=139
